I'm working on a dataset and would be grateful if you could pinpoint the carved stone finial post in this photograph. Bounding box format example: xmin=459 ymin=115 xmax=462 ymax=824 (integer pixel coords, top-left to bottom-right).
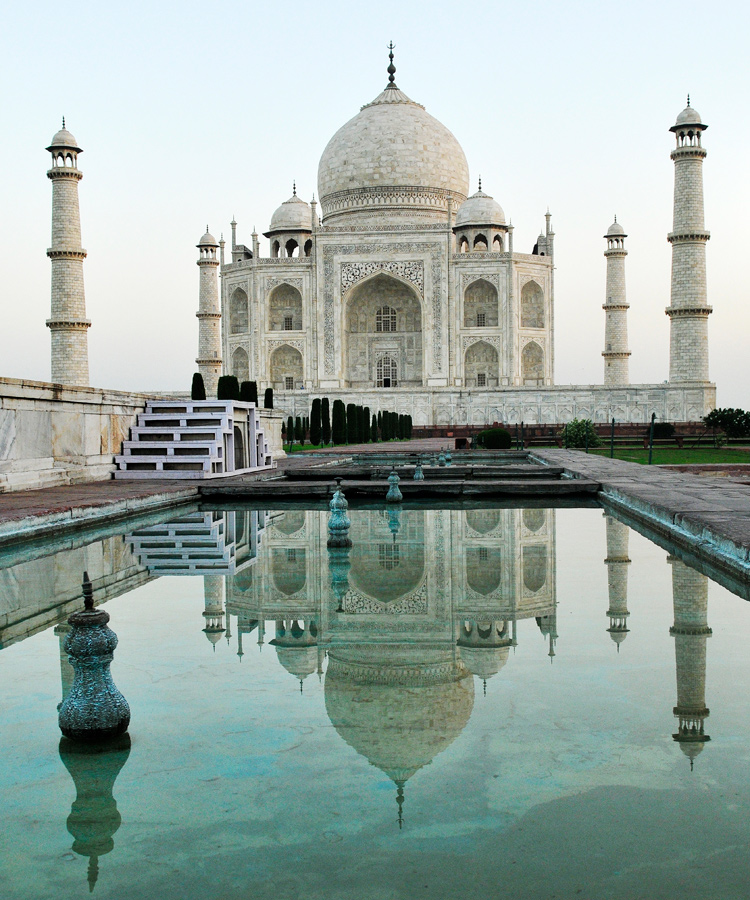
xmin=413 ymin=455 xmax=424 ymax=481
xmin=328 ymin=477 xmax=352 ymax=547
xmin=58 ymin=572 xmax=130 ymax=743
xmin=386 ymin=468 xmax=403 ymax=502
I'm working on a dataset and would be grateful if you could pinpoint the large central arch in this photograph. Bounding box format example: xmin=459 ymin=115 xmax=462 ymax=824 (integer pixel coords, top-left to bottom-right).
xmin=344 ymin=273 xmax=423 ymax=388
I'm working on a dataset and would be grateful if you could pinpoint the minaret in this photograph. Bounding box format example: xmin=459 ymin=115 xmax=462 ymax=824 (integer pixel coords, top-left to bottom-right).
xmin=668 ymin=556 xmax=711 ymax=769
xmin=46 ymin=120 xmax=90 ymax=385
xmin=195 ymin=228 xmax=222 ymax=397
xmin=666 ymin=98 xmax=712 ymax=383
xmin=602 ymin=218 xmax=631 ymax=385
xmin=604 ymin=515 xmax=630 ymax=647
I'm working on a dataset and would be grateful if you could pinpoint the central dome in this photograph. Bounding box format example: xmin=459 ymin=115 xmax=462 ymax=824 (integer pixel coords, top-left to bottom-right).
xmin=317 ymin=84 xmax=470 ymax=225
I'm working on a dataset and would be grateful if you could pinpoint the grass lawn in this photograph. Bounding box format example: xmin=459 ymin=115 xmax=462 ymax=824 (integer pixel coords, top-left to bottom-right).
xmin=585 ymin=446 xmax=750 ymax=465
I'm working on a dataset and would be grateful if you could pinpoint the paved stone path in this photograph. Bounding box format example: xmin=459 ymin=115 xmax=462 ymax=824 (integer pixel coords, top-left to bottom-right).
xmin=533 ymin=449 xmax=750 ymax=580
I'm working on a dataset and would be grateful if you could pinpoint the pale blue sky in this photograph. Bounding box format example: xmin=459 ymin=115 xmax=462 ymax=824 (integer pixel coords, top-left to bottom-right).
xmin=1 ymin=0 xmax=747 ymax=405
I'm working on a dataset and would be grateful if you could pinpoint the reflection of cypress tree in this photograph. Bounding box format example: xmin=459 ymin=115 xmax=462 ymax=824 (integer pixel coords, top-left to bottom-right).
xmin=59 ymin=735 xmax=131 ymax=893
xmin=321 ymin=398 xmax=331 ymax=445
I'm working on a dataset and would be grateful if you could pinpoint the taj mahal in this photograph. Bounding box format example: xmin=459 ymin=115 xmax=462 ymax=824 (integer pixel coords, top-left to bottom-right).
xmin=42 ymin=50 xmax=716 ymax=428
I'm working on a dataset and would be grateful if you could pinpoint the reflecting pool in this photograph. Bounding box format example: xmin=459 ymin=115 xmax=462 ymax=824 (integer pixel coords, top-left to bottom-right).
xmin=2 ymin=505 xmax=750 ymax=899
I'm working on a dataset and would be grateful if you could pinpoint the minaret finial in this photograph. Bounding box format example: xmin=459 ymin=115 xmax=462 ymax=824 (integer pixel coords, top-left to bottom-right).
xmin=293 ymin=180 xmax=296 ymax=196
xmin=687 ymin=94 xmax=691 ymax=107
xmin=614 ymin=214 xmax=617 ymax=223
xmin=478 ymin=175 xmax=482 ymax=192
xmin=206 ymin=224 xmax=209 ymax=233
xmin=62 ymin=116 xmax=65 ymax=129
xmin=386 ymin=41 xmax=397 ymax=88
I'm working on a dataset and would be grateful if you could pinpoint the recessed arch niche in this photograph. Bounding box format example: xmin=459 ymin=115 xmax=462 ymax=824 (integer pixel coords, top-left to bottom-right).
xmin=269 ymin=283 xmax=303 ymax=331
xmin=230 ymin=288 xmax=248 ymax=334
xmin=464 ymin=341 xmax=499 ymax=388
xmin=521 ymin=280 xmax=545 ymax=328
xmin=464 ymin=278 xmax=498 ymax=328
xmin=269 ymin=344 xmax=303 ymax=390
xmin=344 ymin=273 xmax=423 ymax=388
xmin=232 ymin=346 xmax=249 ymax=382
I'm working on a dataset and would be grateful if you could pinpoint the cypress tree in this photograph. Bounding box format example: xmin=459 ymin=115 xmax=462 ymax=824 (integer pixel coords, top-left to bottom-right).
xmin=218 ymin=375 xmax=240 ymax=400
xmin=310 ymin=398 xmax=322 ymax=446
xmin=191 ymin=372 xmax=206 ymax=400
xmin=295 ymin=416 xmax=303 ymax=444
xmin=346 ymin=403 xmax=356 ymax=444
xmin=263 ymin=388 xmax=273 ymax=409
xmin=321 ymin=398 xmax=331 ymax=446
xmin=407 ymin=415 xmax=413 ymax=439
xmin=281 ymin=421 xmax=286 ymax=439
xmin=371 ymin=413 xmax=378 ymax=443
xmin=240 ymin=381 xmax=253 ymax=403
xmin=355 ymin=406 xmax=363 ymax=443
xmin=382 ymin=411 xmax=390 ymax=441
xmin=363 ymin=406 xmax=371 ymax=443
xmin=332 ymin=399 xmax=346 ymax=445
xmin=377 ymin=410 xmax=383 ymax=434
xmin=286 ymin=415 xmax=294 ymax=446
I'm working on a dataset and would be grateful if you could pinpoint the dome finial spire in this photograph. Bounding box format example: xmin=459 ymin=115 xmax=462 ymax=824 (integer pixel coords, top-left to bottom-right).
xmin=687 ymin=93 xmax=691 ymax=107
xmin=478 ymin=175 xmax=482 ymax=192
xmin=62 ymin=115 xmax=65 ymax=129
xmin=293 ymin=180 xmax=296 ymax=196
xmin=386 ymin=41 xmax=397 ymax=89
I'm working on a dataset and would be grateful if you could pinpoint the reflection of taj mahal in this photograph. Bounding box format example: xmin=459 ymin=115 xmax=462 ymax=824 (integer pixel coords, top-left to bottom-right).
xmin=195 ymin=50 xmax=717 ymax=425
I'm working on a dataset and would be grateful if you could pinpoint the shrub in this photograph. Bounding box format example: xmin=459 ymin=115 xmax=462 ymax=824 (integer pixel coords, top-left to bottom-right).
xmin=332 ymin=400 xmax=346 ymax=445
xmin=650 ymin=421 xmax=675 ymax=440
xmin=321 ymin=398 xmax=331 ymax=446
xmin=263 ymin=388 xmax=273 ymax=409
xmin=363 ymin=406 xmax=371 ymax=443
xmin=704 ymin=408 xmax=750 ymax=438
xmin=191 ymin=372 xmax=206 ymax=401
xmin=476 ymin=427 xmax=512 ymax=450
xmin=560 ymin=418 xmax=600 ymax=449
xmin=217 ymin=375 xmax=240 ymax=400
xmin=346 ymin=403 xmax=357 ymax=444
xmin=310 ymin=398 xmax=322 ymax=446
xmin=240 ymin=381 xmax=258 ymax=404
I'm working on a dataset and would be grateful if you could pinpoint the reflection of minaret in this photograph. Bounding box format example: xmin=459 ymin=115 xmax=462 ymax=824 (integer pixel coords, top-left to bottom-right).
xmin=457 ymin=619 xmax=513 ymax=695
xmin=668 ymin=556 xmax=711 ymax=768
xmin=604 ymin=515 xmax=631 ymax=649
xmin=202 ymin=576 xmax=225 ymax=647
xmin=270 ymin=619 xmax=319 ymax=691
xmin=536 ymin=607 xmax=558 ymax=660
xmin=59 ymin=734 xmax=131 ymax=892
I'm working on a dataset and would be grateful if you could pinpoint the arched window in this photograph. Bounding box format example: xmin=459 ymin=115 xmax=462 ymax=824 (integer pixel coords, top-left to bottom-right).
xmin=473 ymin=234 xmax=488 ymax=251
xmin=230 ymin=288 xmax=248 ymax=334
xmin=493 ymin=234 xmax=503 ymax=252
xmin=232 ymin=347 xmax=249 ymax=382
xmin=271 ymin=241 xmax=280 ymax=258
xmin=521 ymin=281 xmax=545 ymax=328
xmin=268 ymin=283 xmax=303 ymax=331
xmin=285 ymin=239 xmax=298 ymax=258
xmin=376 ymin=305 xmax=397 ymax=333
xmin=464 ymin=279 xmax=498 ymax=328
xmin=377 ymin=356 xmax=398 ymax=388
xmin=459 ymin=236 xmax=469 ymax=253
xmin=521 ymin=341 xmax=544 ymax=384
xmin=303 ymin=239 xmax=312 ymax=257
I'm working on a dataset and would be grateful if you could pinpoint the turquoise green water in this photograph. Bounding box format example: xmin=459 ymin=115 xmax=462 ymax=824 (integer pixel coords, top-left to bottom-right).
xmin=1 ymin=506 xmax=750 ymax=899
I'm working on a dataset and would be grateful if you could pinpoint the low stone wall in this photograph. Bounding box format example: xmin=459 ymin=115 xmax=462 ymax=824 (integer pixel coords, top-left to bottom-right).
xmin=0 ymin=378 xmax=152 ymax=492
xmin=0 ymin=379 xmax=286 ymax=493
xmin=269 ymin=382 xmax=717 ymax=427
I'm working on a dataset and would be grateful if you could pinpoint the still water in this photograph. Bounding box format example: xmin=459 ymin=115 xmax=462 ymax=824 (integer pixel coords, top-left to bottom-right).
xmin=1 ymin=505 xmax=749 ymax=900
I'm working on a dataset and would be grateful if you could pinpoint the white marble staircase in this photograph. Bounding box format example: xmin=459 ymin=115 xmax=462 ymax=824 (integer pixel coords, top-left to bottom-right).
xmin=115 ymin=399 xmax=272 ymax=479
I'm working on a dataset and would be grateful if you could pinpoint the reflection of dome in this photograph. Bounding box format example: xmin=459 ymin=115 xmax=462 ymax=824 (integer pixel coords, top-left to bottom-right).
xmin=455 ymin=189 xmax=506 ymax=228
xmin=317 ymin=84 xmax=469 ymax=225
xmin=458 ymin=645 xmax=510 ymax=680
xmin=268 ymin=193 xmax=312 ymax=233
xmin=274 ymin=645 xmax=318 ymax=682
xmin=325 ymin=651 xmax=473 ymax=784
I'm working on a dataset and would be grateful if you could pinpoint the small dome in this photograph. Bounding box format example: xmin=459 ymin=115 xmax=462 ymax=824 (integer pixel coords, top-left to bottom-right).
xmin=606 ymin=219 xmax=626 ymax=236
xmin=455 ymin=189 xmax=506 ymax=229
xmin=268 ymin=193 xmax=312 ymax=233
xmin=675 ymin=105 xmax=702 ymax=127
xmin=47 ymin=124 xmax=81 ymax=152
xmin=198 ymin=228 xmax=218 ymax=247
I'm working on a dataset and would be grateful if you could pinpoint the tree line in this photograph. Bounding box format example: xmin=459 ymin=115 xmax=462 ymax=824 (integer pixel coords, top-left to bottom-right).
xmin=191 ymin=373 xmax=274 ymax=408
xmin=283 ymin=398 xmax=413 ymax=447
